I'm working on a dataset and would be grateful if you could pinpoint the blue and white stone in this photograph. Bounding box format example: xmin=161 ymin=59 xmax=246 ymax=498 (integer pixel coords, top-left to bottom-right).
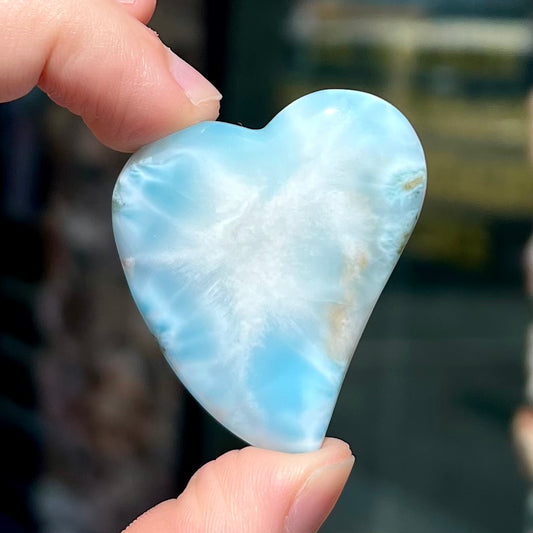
xmin=112 ymin=90 xmax=426 ymax=452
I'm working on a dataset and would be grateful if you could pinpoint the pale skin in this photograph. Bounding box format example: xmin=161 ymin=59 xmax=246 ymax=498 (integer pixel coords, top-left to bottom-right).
xmin=1 ymin=0 xmax=355 ymax=532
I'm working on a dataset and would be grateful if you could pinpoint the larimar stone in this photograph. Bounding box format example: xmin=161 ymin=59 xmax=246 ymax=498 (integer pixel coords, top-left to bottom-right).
xmin=112 ymin=90 xmax=426 ymax=452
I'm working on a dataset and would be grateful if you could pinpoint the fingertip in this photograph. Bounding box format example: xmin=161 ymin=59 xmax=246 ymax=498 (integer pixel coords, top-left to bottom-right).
xmin=122 ymin=440 xmax=355 ymax=533
xmin=307 ymin=437 xmax=353 ymax=467
xmin=166 ymin=49 xmax=222 ymax=107
xmin=33 ymin=0 xmax=221 ymax=152
xmin=87 ymin=31 xmax=222 ymax=152
xmin=285 ymin=454 xmax=354 ymax=533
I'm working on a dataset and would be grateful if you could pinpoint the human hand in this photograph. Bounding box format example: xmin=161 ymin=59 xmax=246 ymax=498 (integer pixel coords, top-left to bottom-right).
xmin=1 ymin=0 xmax=221 ymax=151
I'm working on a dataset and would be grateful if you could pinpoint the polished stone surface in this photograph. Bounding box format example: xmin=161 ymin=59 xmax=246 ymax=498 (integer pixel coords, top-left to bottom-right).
xmin=112 ymin=90 xmax=426 ymax=452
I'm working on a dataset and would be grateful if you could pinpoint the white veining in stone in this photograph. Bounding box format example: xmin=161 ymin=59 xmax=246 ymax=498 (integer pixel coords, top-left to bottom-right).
xmin=113 ymin=90 xmax=426 ymax=452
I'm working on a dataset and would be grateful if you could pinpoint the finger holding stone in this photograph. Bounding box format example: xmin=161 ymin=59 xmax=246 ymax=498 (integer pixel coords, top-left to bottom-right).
xmin=0 ymin=0 xmax=221 ymax=151
xmin=123 ymin=439 xmax=355 ymax=533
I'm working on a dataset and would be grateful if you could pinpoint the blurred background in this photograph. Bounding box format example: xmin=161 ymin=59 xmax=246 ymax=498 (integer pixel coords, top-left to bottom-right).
xmin=2 ymin=0 xmax=533 ymax=532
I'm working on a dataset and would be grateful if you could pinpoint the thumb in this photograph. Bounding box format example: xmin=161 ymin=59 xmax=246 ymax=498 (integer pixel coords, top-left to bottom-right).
xmin=123 ymin=438 xmax=354 ymax=533
xmin=2 ymin=0 xmax=221 ymax=151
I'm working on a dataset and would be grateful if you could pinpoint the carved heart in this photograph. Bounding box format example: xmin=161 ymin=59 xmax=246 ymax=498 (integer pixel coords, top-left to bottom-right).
xmin=112 ymin=90 xmax=426 ymax=452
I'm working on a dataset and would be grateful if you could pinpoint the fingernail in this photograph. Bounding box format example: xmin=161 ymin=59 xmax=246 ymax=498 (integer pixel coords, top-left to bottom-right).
xmin=118 ymin=0 xmax=136 ymax=4
xmin=285 ymin=456 xmax=355 ymax=533
xmin=167 ymin=49 xmax=222 ymax=106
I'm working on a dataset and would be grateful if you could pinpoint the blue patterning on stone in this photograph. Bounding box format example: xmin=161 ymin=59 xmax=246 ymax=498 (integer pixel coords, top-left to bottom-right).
xmin=112 ymin=90 xmax=426 ymax=452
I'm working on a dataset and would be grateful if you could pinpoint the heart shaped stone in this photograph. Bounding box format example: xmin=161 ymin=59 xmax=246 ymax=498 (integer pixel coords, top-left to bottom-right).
xmin=112 ymin=90 xmax=426 ymax=452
